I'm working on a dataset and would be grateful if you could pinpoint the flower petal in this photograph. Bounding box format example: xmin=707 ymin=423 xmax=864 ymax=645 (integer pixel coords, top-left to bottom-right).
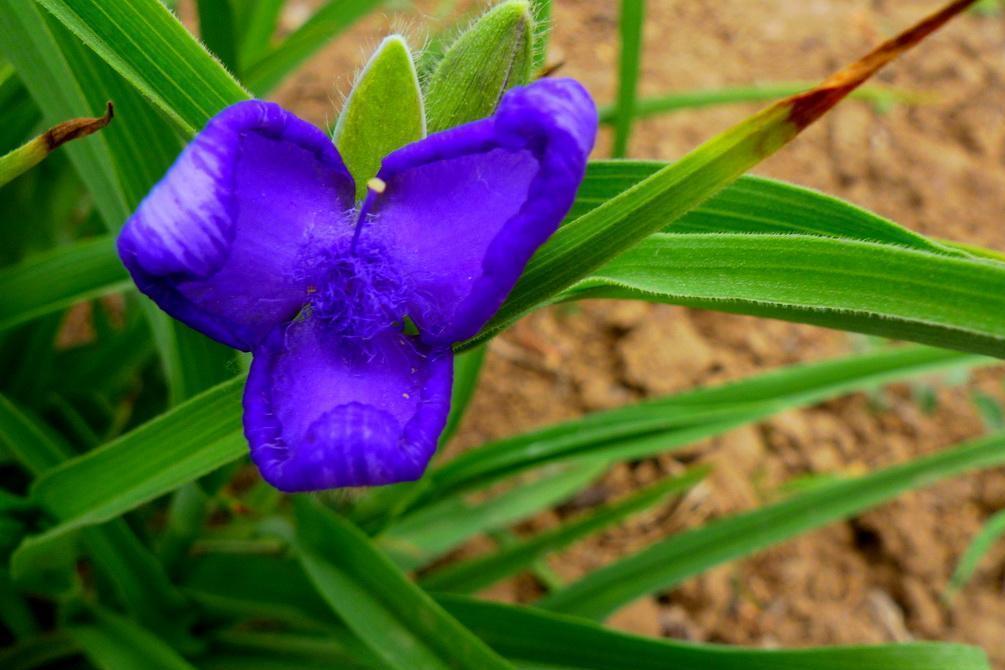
xmin=244 ymin=315 xmax=453 ymax=491
xmin=357 ymin=78 xmax=597 ymax=345
xmin=117 ymin=100 xmax=356 ymax=351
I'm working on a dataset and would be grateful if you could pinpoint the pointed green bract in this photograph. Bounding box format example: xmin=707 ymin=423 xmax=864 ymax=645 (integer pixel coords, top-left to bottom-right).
xmin=424 ymin=0 xmax=533 ymax=133
xmin=334 ymin=35 xmax=424 ymax=201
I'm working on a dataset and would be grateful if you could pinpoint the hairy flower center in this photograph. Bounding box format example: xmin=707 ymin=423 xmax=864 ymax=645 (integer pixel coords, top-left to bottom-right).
xmin=306 ymin=242 xmax=411 ymax=341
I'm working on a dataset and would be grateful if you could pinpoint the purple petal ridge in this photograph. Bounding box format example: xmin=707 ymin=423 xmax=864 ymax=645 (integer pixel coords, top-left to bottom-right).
xmin=117 ymin=100 xmax=356 ymax=351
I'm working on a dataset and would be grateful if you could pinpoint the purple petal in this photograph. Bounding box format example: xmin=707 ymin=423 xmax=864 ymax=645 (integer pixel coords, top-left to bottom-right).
xmin=117 ymin=100 xmax=356 ymax=351
xmin=357 ymin=78 xmax=597 ymax=345
xmin=243 ymin=315 xmax=453 ymax=491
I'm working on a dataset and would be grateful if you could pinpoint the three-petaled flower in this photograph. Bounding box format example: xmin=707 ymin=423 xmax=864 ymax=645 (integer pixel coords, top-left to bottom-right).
xmin=117 ymin=79 xmax=597 ymax=492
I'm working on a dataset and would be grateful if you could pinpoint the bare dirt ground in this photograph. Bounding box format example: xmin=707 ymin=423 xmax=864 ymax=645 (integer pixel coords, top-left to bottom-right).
xmin=271 ymin=1 xmax=1005 ymax=665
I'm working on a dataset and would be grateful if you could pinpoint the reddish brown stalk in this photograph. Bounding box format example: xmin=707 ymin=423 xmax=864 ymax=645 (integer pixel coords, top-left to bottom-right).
xmin=785 ymin=0 xmax=977 ymax=131
xmin=43 ymin=101 xmax=115 ymax=153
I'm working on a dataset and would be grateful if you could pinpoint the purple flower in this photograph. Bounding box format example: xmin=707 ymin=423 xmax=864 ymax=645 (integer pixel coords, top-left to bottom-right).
xmin=117 ymin=79 xmax=597 ymax=492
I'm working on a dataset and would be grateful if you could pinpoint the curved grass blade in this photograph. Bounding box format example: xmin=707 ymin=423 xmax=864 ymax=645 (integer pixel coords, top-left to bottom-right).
xmin=569 ymin=162 xmax=960 ymax=256
xmin=419 ymin=466 xmax=708 ymax=594
xmin=463 ymin=0 xmax=979 ymax=349
xmin=35 ymin=0 xmax=249 ymax=135
xmin=196 ymin=0 xmax=238 ymax=73
xmin=536 ymin=432 xmax=1005 ymax=619
xmin=597 ymin=81 xmax=925 ymax=123
xmin=378 ymin=459 xmax=607 ymax=570
xmin=180 ymin=550 xmax=991 ymax=670
xmin=243 ymin=0 xmax=384 ymax=95
xmin=0 ymin=632 xmax=79 ymax=670
xmin=0 ymin=102 xmax=112 ymax=188
xmin=611 ymin=0 xmax=644 ymax=157
xmin=441 ymin=344 xmax=488 ymax=445
xmin=29 ymin=376 xmax=245 ymax=533
xmin=422 ymin=346 xmax=988 ymax=505
xmin=69 ymin=606 xmax=196 ymax=670
xmin=567 ymin=233 xmax=1005 ymax=358
xmin=294 ymin=497 xmax=515 ymax=670
xmin=233 ymin=0 xmax=283 ymax=71
xmin=945 ymin=508 xmax=1005 ymax=599
xmin=0 ymin=237 xmax=127 ymax=332
xmin=440 ymin=596 xmax=991 ymax=670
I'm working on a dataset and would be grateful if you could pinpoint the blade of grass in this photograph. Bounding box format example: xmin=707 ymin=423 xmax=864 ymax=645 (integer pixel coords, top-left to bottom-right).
xmin=420 ymin=345 xmax=989 ymax=505
xmin=440 ymin=596 xmax=991 ymax=670
xmin=0 ymin=103 xmax=113 ymax=188
xmin=234 ymin=0 xmax=283 ymax=71
xmin=69 ymin=606 xmax=196 ymax=670
xmin=35 ymin=0 xmax=249 ymax=135
xmin=243 ymin=0 xmax=385 ymax=95
xmin=419 ymin=467 xmax=708 ymax=594
xmin=597 ymin=81 xmax=926 ymax=123
xmin=566 ymin=232 xmax=1005 ymax=358
xmin=0 ymin=237 xmax=128 ymax=331
xmin=569 ymin=163 xmax=960 ymax=256
xmin=462 ymin=0 xmax=980 ymax=349
xmin=196 ymin=0 xmax=238 ymax=73
xmin=945 ymin=509 xmax=1005 ymax=599
xmin=179 ymin=551 xmax=991 ymax=670
xmin=294 ymin=497 xmax=515 ymax=670
xmin=612 ymin=0 xmax=644 ymax=157
xmin=537 ymin=432 xmax=1005 ymax=619
xmin=378 ymin=460 xmax=607 ymax=570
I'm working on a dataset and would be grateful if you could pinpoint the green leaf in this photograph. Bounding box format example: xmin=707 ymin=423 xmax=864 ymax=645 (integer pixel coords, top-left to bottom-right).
xmin=422 ymin=346 xmax=988 ymax=505
xmin=196 ymin=0 xmax=238 ymax=73
xmin=333 ymin=35 xmax=425 ymax=200
xmin=35 ymin=0 xmax=249 ymax=135
xmin=0 ymin=632 xmax=79 ymax=670
xmin=440 ymin=596 xmax=991 ymax=670
xmin=0 ymin=103 xmax=113 ymax=188
xmin=420 ymin=466 xmax=708 ymax=594
xmin=424 ymin=0 xmax=534 ymax=133
xmin=0 ymin=237 xmax=127 ymax=332
xmin=597 ymin=81 xmax=924 ymax=123
xmin=0 ymin=393 xmax=71 ymax=475
xmin=611 ymin=0 xmax=644 ymax=158
xmin=537 ymin=432 xmax=1005 ymax=619
xmin=569 ymin=163 xmax=959 ymax=256
xmin=233 ymin=0 xmax=283 ymax=71
xmin=70 ymin=607 xmax=197 ymax=670
xmin=0 ymin=64 xmax=41 ymax=155
xmin=29 ymin=376 xmax=245 ymax=534
xmin=243 ymin=0 xmax=384 ymax=95
xmin=294 ymin=497 xmax=515 ymax=670
xmin=946 ymin=508 xmax=1005 ymax=598
xmin=567 ymin=233 xmax=1005 ymax=358
xmin=441 ymin=344 xmax=487 ymax=444
xmin=463 ymin=3 xmax=977 ymax=348
xmin=180 ymin=550 xmax=991 ymax=670
xmin=378 ymin=460 xmax=607 ymax=570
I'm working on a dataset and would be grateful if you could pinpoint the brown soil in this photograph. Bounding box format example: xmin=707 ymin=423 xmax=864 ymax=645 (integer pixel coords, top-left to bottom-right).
xmin=273 ymin=1 xmax=1005 ymax=665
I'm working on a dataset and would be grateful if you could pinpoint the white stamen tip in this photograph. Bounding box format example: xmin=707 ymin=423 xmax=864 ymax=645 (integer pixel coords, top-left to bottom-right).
xmin=367 ymin=177 xmax=386 ymax=194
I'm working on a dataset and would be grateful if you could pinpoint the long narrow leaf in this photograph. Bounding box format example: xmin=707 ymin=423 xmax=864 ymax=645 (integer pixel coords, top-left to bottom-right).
xmin=441 ymin=596 xmax=991 ymax=670
xmin=294 ymin=497 xmax=514 ymax=670
xmin=611 ymin=0 xmax=644 ymax=157
xmin=422 ymin=346 xmax=988 ymax=504
xmin=243 ymin=0 xmax=384 ymax=95
xmin=420 ymin=467 xmax=708 ymax=594
xmin=36 ymin=0 xmax=249 ymax=135
xmin=537 ymin=433 xmax=1005 ymax=619
xmin=567 ymin=233 xmax=1005 ymax=358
